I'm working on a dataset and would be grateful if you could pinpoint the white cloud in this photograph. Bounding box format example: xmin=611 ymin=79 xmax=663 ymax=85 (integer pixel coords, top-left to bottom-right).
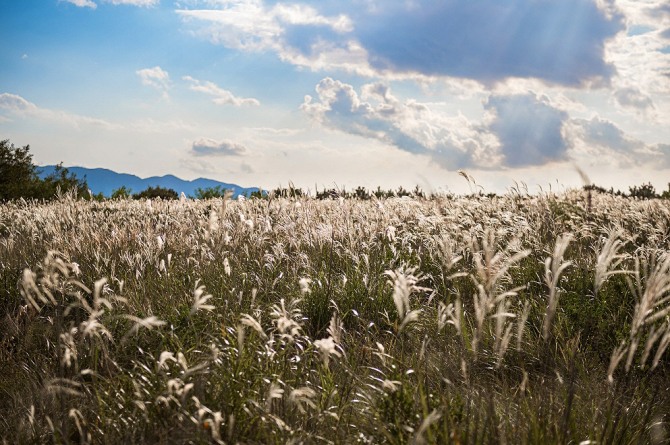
xmin=63 ymin=0 xmax=97 ymax=8
xmin=183 ymin=76 xmax=259 ymax=106
xmin=104 ymin=0 xmax=159 ymax=6
xmin=136 ymin=66 xmax=171 ymax=97
xmin=0 ymin=93 xmax=39 ymax=114
xmin=301 ymin=78 xmax=498 ymax=169
xmin=301 ymin=78 xmax=670 ymax=171
xmin=566 ymin=115 xmax=670 ymax=168
xmin=191 ymin=137 xmax=248 ymax=156
xmin=176 ymin=1 xmax=374 ymax=76
xmin=63 ymin=0 xmax=160 ymax=7
xmin=606 ymin=0 xmax=670 ymax=105
xmin=273 ymin=4 xmax=352 ymax=32
xmin=613 ymin=86 xmax=654 ymax=111
xmin=177 ymin=1 xmax=351 ymax=50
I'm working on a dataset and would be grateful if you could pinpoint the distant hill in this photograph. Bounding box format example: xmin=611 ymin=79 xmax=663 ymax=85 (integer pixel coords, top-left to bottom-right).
xmin=37 ymin=166 xmax=261 ymax=198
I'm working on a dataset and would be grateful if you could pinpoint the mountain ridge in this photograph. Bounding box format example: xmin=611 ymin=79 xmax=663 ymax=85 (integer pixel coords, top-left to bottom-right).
xmin=37 ymin=165 xmax=261 ymax=198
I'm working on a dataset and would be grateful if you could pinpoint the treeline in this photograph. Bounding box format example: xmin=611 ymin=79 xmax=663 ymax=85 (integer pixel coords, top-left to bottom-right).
xmin=3 ymin=139 xmax=670 ymax=201
xmin=102 ymin=185 xmax=428 ymax=201
xmin=66 ymin=181 xmax=670 ymax=202
xmin=584 ymin=183 xmax=670 ymax=200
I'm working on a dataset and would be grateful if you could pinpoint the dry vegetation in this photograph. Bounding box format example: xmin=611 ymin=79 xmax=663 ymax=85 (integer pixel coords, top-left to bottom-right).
xmin=1 ymin=190 xmax=670 ymax=444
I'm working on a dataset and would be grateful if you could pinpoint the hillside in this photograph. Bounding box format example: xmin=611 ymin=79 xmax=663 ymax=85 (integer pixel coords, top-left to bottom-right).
xmin=36 ymin=165 xmax=261 ymax=198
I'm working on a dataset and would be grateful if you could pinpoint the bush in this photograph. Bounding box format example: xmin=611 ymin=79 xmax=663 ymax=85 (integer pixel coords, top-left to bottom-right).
xmin=133 ymin=186 xmax=179 ymax=200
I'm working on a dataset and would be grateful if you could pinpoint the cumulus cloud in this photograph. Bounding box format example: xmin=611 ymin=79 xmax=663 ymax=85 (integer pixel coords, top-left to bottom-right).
xmin=183 ymin=76 xmax=260 ymax=106
xmin=63 ymin=0 xmax=97 ymax=8
xmin=191 ymin=138 xmax=248 ymax=156
xmin=570 ymin=116 xmax=643 ymax=155
xmin=302 ymin=78 xmax=670 ymax=171
xmin=136 ymin=66 xmax=170 ymax=97
xmin=301 ymin=78 xmax=498 ymax=169
xmin=178 ymin=0 xmax=624 ymax=85
xmin=566 ymin=115 xmax=670 ymax=168
xmin=484 ymin=94 xmax=570 ymax=167
xmin=564 ymin=115 xmax=670 ymax=169
xmin=606 ymin=1 xmax=670 ymax=99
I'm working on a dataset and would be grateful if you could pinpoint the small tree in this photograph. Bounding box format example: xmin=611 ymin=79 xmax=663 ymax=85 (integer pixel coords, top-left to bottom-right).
xmin=249 ymin=190 xmax=267 ymax=199
xmin=628 ymin=182 xmax=657 ymax=200
xmin=0 ymin=139 xmax=40 ymax=200
xmin=661 ymin=184 xmax=670 ymax=200
xmin=353 ymin=186 xmax=370 ymax=200
xmin=111 ymin=186 xmax=132 ymax=200
xmin=38 ymin=163 xmax=88 ymax=199
xmin=194 ymin=185 xmax=232 ymax=199
xmin=133 ymin=186 xmax=178 ymax=200
xmin=0 ymin=140 xmax=88 ymax=200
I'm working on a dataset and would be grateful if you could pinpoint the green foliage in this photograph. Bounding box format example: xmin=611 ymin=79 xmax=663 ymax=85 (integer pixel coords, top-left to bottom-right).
xmin=0 ymin=139 xmax=37 ymax=200
xmin=0 ymin=140 xmax=88 ymax=201
xmin=249 ymin=189 xmax=267 ymax=199
xmin=271 ymin=185 xmax=305 ymax=198
xmin=193 ymin=185 xmax=231 ymax=199
xmin=628 ymin=182 xmax=657 ymax=199
xmin=38 ymin=163 xmax=89 ymax=200
xmin=111 ymin=186 xmax=132 ymax=199
xmin=132 ymin=185 xmax=178 ymax=200
xmin=661 ymin=183 xmax=670 ymax=200
xmin=585 ymin=182 xmax=669 ymax=200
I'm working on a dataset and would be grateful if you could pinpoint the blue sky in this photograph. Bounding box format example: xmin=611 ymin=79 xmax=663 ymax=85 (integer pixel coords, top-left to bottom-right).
xmin=1 ymin=0 xmax=669 ymax=193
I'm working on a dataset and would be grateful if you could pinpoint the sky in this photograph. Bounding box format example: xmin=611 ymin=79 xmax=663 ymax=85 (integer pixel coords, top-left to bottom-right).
xmin=1 ymin=0 xmax=669 ymax=194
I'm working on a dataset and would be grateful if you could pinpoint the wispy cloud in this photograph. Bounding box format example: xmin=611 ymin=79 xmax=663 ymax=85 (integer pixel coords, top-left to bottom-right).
xmin=183 ymin=76 xmax=259 ymax=106
xmin=177 ymin=1 xmax=351 ymax=51
xmin=63 ymin=0 xmax=160 ymax=8
xmin=136 ymin=66 xmax=171 ymax=98
xmin=191 ymin=137 xmax=248 ymax=156
xmin=0 ymin=93 xmax=118 ymax=130
xmin=63 ymin=0 xmax=97 ymax=9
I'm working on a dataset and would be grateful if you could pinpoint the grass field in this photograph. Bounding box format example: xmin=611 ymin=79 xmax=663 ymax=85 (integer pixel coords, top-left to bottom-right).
xmin=1 ymin=190 xmax=670 ymax=444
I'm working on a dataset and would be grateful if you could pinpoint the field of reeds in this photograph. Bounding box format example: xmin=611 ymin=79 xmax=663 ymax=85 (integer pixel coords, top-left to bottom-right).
xmin=1 ymin=190 xmax=670 ymax=444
